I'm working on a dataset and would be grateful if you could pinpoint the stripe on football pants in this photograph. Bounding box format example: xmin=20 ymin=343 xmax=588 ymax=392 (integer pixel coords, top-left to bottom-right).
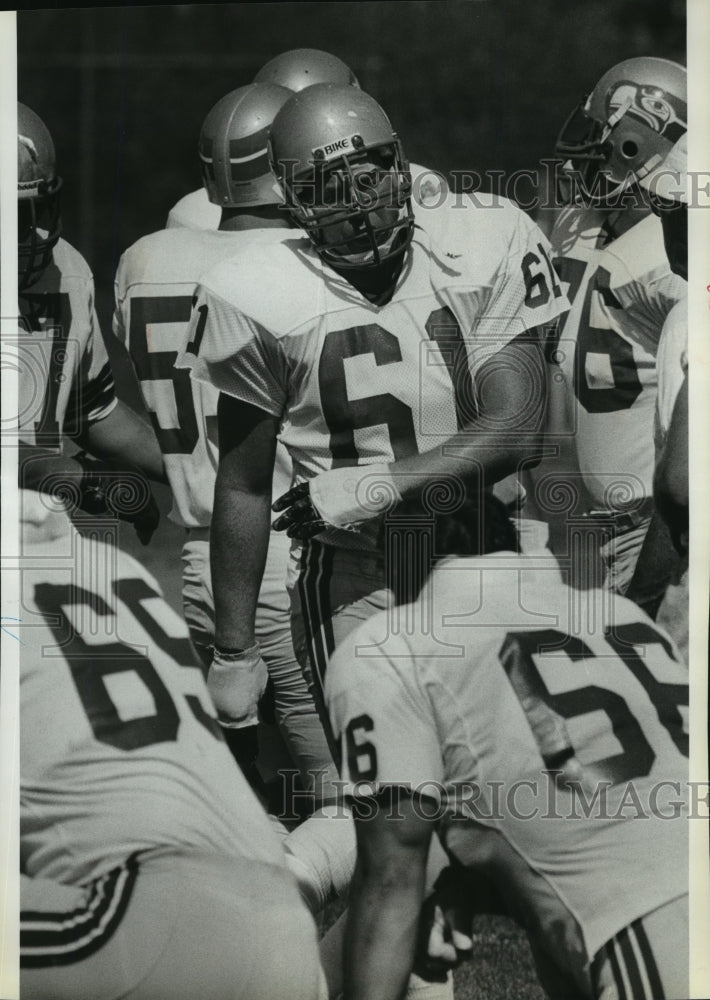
xmin=20 ymin=855 xmax=139 ymax=967
xmin=592 ymin=917 xmax=666 ymax=1000
xmin=297 ymin=539 xmax=340 ymax=763
xmin=606 ymin=937 xmax=631 ymax=1000
xmin=618 ymin=926 xmax=647 ymax=999
xmin=297 ymin=539 xmax=336 ymax=698
xmin=629 ymin=918 xmax=665 ymax=999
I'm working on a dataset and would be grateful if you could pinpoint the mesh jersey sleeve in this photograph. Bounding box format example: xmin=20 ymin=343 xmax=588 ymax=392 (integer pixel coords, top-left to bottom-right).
xmin=468 ymin=212 xmax=569 ymax=376
xmin=183 ymin=285 xmax=288 ymax=418
xmin=606 ymin=250 xmax=686 ymax=336
xmin=66 ymin=280 xmax=117 ymax=432
xmin=327 ymin=640 xmax=445 ymax=802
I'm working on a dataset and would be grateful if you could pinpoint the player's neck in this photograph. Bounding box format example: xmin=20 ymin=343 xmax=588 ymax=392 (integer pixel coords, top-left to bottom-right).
xmin=219 ymin=207 xmax=292 ymax=231
xmin=601 ymin=202 xmax=652 ymax=240
xmin=329 ymin=254 xmax=407 ymax=305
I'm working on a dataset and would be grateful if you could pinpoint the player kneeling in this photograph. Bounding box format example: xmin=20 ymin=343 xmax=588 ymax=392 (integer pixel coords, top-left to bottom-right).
xmin=16 ymin=488 xmax=324 ymax=1000
xmin=326 ymin=491 xmax=688 ymax=1000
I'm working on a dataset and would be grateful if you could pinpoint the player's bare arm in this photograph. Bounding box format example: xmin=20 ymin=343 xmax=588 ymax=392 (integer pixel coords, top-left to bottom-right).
xmin=624 ymin=512 xmax=680 ymax=616
xmin=377 ymin=326 xmax=548 ymax=490
xmin=211 ymin=393 xmax=279 ymax=650
xmin=654 ymin=373 xmax=689 ymax=554
xmin=18 ymin=441 xmax=161 ymax=546
xmin=76 ymin=398 xmax=167 ymax=484
xmin=345 ymin=789 xmax=434 ymax=1000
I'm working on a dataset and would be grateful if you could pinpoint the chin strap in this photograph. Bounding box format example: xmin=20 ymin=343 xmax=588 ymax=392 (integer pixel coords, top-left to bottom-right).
xmin=600 ymin=95 xmax=635 ymax=144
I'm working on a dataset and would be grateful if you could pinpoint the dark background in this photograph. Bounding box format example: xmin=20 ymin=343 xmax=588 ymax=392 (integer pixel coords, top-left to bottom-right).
xmin=16 ymin=0 xmax=686 ymax=609
xmin=18 ymin=0 xmax=685 ymax=336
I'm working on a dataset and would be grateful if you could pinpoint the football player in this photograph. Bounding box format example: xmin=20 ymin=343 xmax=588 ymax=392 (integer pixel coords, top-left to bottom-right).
xmin=166 ymin=48 xmax=361 ymax=231
xmin=523 ymin=58 xmax=687 ymax=601
xmin=12 ymin=493 xmax=325 ymax=1000
xmin=326 ymin=493 xmax=688 ymax=1000
xmin=16 ymin=102 xmax=164 ymax=544
xmin=636 ymin=133 xmax=689 ymax=658
xmin=183 ymin=84 xmax=568 ymax=720
xmin=166 ymin=47 xmax=446 ymax=231
xmin=113 ymin=83 xmax=337 ymax=799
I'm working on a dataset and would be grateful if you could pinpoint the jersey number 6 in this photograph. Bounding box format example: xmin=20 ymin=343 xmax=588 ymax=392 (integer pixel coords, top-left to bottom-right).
xmin=33 ymin=579 xmax=222 ymax=751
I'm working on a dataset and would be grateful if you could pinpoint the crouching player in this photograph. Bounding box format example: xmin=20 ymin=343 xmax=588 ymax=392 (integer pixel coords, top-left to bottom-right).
xmin=14 ymin=490 xmax=325 ymax=1000
xmin=326 ymin=492 xmax=688 ymax=1000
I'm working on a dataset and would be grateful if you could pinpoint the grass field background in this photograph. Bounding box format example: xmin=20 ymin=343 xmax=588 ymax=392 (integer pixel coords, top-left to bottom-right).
xmin=454 ymin=917 xmax=546 ymax=1000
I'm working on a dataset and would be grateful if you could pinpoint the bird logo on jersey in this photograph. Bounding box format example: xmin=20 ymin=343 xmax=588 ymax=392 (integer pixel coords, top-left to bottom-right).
xmin=605 ymin=81 xmax=686 ymax=143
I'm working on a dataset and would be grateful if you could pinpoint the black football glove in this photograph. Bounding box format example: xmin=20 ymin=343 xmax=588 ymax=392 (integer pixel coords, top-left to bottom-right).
xmin=42 ymin=453 xmax=160 ymax=545
xmin=272 ymin=482 xmax=326 ymax=541
xmin=413 ymin=867 xmax=474 ymax=982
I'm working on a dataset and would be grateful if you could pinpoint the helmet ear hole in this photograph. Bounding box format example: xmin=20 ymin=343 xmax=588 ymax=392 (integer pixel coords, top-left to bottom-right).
xmin=621 ymin=139 xmax=639 ymax=159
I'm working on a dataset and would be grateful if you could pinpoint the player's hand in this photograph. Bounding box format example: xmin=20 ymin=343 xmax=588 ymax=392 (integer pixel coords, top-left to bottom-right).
xmin=271 ymin=482 xmax=327 ymax=540
xmin=413 ymin=869 xmax=474 ymax=981
xmin=272 ymin=464 xmax=402 ymax=537
xmin=207 ymin=643 xmax=269 ymax=729
xmin=46 ymin=454 xmax=161 ymax=546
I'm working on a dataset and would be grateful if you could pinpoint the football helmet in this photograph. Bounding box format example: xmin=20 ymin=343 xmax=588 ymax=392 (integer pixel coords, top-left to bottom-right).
xmin=268 ymin=84 xmax=413 ymax=270
xmin=555 ymin=57 xmax=687 ymax=205
xmin=199 ymin=83 xmax=292 ymax=208
xmin=17 ymin=102 xmax=62 ymax=289
xmin=254 ymin=48 xmax=359 ymax=92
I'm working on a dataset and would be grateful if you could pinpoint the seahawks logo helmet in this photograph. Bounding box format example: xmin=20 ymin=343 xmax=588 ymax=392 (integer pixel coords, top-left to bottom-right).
xmin=556 ymin=57 xmax=687 ymax=206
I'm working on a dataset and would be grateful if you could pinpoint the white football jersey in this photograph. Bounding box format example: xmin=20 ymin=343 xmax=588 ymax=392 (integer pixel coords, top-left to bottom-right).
xmin=327 ymin=553 xmax=688 ymax=969
xmin=114 ymin=226 xmax=301 ymax=526
xmin=654 ymin=297 xmax=687 ymax=454
xmin=17 ymin=239 xmax=117 ymax=450
xmin=166 ymin=187 xmax=220 ymax=230
xmin=546 ymin=206 xmax=686 ymax=509
xmin=165 ymin=164 xmax=448 ymax=231
xmin=15 ymin=503 xmax=286 ymax=885
xmin=186 ymin=195 xmax=568 ymax=549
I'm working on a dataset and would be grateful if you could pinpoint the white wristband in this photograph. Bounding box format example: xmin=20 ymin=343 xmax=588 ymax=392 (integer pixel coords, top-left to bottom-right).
xmin=309 ymin=463 xmax=403 ymax=528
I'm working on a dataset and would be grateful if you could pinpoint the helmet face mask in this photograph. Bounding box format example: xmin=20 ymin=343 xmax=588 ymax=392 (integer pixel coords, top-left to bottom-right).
xmin=555 ymin=58 xmax=687 ymax=208
xmin=18 ymin=181 xmax=63 ymax=290
xmin=286 ymin=145 xmax=413 ymax=269
xmin=270 ymin=85 xmax=414 ymax=272
xmin=555 ymin=100 xmax=613 ymax=206
xmin=17 ymin=103 xmax=63 ymax=289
